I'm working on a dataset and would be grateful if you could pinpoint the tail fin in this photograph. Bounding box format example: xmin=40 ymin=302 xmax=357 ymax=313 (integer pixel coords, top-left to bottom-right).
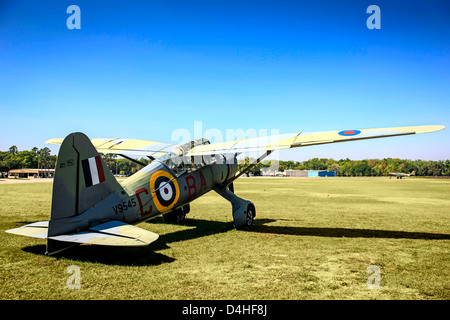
xmin=411 ymin=170 xmax=416 ymax=176
xmin=47 ymin=132 xmax=122 ymax=254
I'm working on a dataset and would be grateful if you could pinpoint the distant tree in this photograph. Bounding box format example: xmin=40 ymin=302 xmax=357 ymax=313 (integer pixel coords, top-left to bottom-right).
xmin=444 ymin=160 xmax=450 ymax=176
xmin=9 ymin=145 xmax=18 ymax=155
xmin=354 ymin=162 xmax=371 ymax=176
xmin=38 ymin=147 xmax=52 ymax=169
xmin=385 ymin=162 xmax=398 ymax=175
xmin=329 ymin=163 xmax=339 ymax=173
xmin=340 ymin=161 xmax=354 ymax=176
xmin=0 ymin=151 xmax=10 ymax=177
xmin=304 ymin=158 xmax=327 ymax=170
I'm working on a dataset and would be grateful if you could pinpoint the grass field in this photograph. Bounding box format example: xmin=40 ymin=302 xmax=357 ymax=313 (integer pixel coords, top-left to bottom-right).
xmin=1 ymin=177 xmax=449 ymax=300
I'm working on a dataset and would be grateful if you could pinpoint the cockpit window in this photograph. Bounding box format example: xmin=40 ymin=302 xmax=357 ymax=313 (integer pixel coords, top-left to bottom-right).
xmin=159 ymin=139 xmax=211 ymax=176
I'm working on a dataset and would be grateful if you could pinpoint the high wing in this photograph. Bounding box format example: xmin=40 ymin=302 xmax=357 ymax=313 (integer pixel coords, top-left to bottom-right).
xmin=6 ymin=221 xmax=159 ymax=247
xmin=46 ymin=125 xmax=444 ymax=159
xmin=185 ymin=125 xmax=445 ymax=157
xmin=46 ymin=137 xmax=179 ymax=159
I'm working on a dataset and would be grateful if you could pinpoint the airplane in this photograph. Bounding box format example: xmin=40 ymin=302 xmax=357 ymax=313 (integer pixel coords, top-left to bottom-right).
xmin=388 ymin=170 xmax=416 ymax=179
xmin=6 ymin=124 xmax=445 ymax=255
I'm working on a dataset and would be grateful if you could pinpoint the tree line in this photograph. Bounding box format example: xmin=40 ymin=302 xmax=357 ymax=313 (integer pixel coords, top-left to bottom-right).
xmin=0 ymin=147 xmax=147 ymax=177
xmin=0 ymin=146 xmax=56 ymax=177
xmin=1 ymin=146 xmax=449 ymax=177
xmin=104 ymin=155 xmax=450 ymax=177
xmin=243 ymin=157 xmax=450 ymax=177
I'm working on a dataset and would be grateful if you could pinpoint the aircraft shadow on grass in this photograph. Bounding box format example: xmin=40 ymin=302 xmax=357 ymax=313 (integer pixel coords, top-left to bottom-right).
xmin=21 ymin=217 xmax=236 ymax=266
xmin=248 ymin=219 xmax=450 ymax=240
xmin=22 ymin=217 xmax=450 ymax=266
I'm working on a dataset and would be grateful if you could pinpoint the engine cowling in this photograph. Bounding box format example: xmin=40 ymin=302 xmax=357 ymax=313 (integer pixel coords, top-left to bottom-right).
xmin=210 ymin=155 xmax=238 ymax=185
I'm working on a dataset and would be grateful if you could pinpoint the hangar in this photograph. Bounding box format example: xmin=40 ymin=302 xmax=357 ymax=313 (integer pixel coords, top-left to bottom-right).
xmin=284 ymin=169 xmax=336 ymax=177
xmin=8 ymin=168 xmax=55 ymax=178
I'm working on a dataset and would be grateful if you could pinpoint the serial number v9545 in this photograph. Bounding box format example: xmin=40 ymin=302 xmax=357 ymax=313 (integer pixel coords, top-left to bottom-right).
xmin=112 ymin=198 xmax=137 ymax=214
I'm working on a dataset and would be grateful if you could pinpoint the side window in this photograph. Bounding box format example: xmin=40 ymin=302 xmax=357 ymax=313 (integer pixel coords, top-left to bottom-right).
xmin=161 ymin=155 xmax=185 ymax=176
xmin=160 ymin=139 xmax=212 ymax=176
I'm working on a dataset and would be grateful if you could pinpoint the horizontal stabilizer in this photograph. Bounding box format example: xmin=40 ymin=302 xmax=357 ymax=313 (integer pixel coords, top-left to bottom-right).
xmin=6 ymin=220 xmax=159 ymax=247
xmin=87 ymin=220 xmax=159 ymax=246
xmin=6 ymin=221 xmax=48 ymax=239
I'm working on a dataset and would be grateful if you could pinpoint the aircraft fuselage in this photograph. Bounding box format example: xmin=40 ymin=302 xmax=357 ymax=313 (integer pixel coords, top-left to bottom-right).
xmin=82 ymin=157 xmax=238 ymax=227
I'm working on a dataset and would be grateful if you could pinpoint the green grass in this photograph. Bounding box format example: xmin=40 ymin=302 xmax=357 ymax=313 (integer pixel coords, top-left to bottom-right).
xmin=1 ymin=177 xmax=449 ymax=299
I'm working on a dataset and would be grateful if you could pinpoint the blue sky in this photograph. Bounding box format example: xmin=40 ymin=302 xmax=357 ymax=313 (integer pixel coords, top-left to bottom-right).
xmin=0 ymin=0 xmax=449 ymax=161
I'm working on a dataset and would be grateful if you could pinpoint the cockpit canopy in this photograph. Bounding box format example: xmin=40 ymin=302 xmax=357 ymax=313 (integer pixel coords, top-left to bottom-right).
xmin=158 ymin=138 xmax=212 ymax=175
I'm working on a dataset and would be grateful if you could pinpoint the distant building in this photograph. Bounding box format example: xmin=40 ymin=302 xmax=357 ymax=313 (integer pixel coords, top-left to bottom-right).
xmin=285 ymin=169 xmax=336 ymax=177
xmin=8 ymin=168 xmax=55 ymax=178
xmin=260 ymin=168 xmax=285 ymax=176
xmin=260 ymin=167 xmax=275 ymax=176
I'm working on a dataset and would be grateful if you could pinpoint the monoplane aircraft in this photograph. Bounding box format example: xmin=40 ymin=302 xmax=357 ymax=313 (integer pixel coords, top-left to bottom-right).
xmin=6 ymin=125 xmax=444 ymax=254
xmin=388 ymin=170 xmax=416 ymax=179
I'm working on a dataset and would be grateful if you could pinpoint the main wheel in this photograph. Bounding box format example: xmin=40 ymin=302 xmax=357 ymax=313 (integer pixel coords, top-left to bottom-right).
xmin=245 ymin=204 xmax=255 ymax=227
xmin=162 ymin=205 xmax=189 ymax=224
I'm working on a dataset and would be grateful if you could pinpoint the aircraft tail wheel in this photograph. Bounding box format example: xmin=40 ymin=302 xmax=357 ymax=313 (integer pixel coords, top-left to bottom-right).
xmin=245 ymin=204 xmax=255 ymax=227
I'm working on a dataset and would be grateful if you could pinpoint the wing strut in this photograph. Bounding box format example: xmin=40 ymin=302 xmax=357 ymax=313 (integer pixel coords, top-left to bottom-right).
xmin=223 ymin=150 xmax=272 ymax=189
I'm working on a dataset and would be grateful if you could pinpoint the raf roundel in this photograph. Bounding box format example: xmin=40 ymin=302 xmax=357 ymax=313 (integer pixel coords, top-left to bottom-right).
xmin=150 ymin=170 xmax=180 ymax=212
xmin=338 ymin=129 xmax=361 ymax=137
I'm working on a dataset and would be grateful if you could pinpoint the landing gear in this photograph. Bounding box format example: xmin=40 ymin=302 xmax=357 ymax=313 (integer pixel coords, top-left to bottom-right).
xmin=214 ymin=187 xmax=255 ymax=229
xmin=163 ymin=204 xmax=190 ymax=224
